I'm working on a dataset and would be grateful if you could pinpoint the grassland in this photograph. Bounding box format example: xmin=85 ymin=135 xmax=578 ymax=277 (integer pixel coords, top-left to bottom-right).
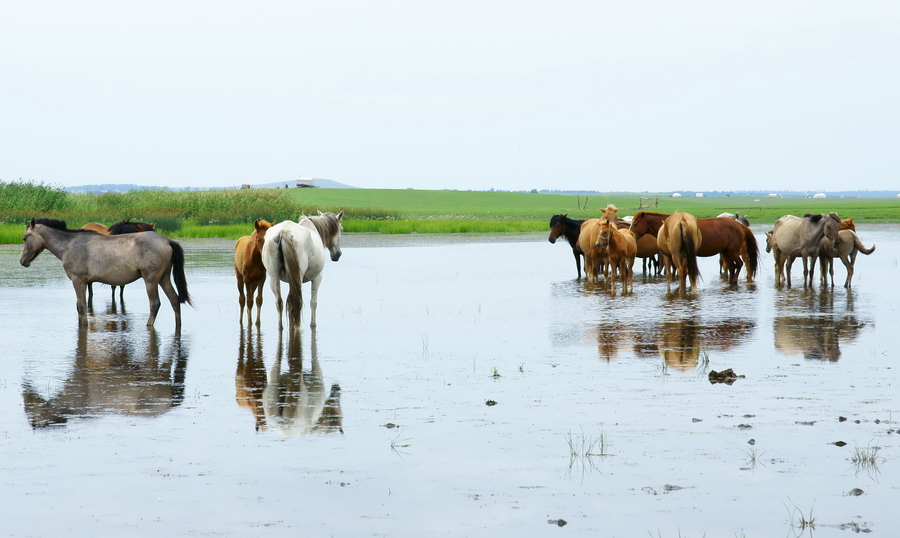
xmin=1 ymin=181 xmax=898 ymax=243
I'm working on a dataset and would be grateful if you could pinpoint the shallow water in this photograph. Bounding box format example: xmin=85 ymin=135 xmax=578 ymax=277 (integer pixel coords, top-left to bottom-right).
xmin=1 ymin=226 xmax=898 ymax=537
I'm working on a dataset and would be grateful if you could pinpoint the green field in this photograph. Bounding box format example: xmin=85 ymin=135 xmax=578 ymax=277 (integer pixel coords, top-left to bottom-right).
xmin=1 ymin=181 xmax=898 ymax=243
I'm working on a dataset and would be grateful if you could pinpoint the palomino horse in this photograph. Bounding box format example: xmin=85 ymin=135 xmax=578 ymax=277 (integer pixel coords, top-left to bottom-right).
xmin=548 ymin=214 xmax=585 ymax=278
xmin=595 ymin=218 xmax=637 ymax=293
xmin=81 ymin=220 xmax=157 ymax=302
xmin=769 ymin=213 xmax=841 ymax=287
xmin=262 ymin=211 xmax=343 ymax=330
xmin=234 ymin=219 xmax=273 ymax=326
xmin=20 ymin=218 xmax=191 ymax=328
xmin=818 ymin=229 xmax=875 ymax=288
xmin=576 ymin=218 xmax=606 ymax=284
xmin=657 ymin=212 xmax=702 ymax=293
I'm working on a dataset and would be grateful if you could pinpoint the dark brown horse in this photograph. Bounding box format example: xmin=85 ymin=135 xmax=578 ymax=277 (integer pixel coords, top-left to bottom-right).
xmin=548 ymin=214 xmax=585 ymax=278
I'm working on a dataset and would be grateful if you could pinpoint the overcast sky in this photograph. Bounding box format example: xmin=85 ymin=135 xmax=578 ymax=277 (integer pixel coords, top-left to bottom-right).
xmin=2 ymin=1 xmax=898 ymax=192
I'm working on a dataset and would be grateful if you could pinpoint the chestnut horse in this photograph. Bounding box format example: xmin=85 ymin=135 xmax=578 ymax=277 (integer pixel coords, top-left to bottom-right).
xmin=631 ymin=211 xmax=758 ymax=284
xmin=696 ymin=217 xmax=759 ymax=285
xmin=235 ymin=219 xmax=273 ymax=326
xmin=657 ymin=212 xmax=702 ymax=293
xmin=548 ymin=214 xmax=585 ymax=278
xmin=595 ymin=218 xmax=637 ymax=293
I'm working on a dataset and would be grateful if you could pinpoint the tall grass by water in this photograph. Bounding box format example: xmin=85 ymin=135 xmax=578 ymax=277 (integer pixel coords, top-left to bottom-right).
xmin=3 ymin=180 xmax=899 ymax=243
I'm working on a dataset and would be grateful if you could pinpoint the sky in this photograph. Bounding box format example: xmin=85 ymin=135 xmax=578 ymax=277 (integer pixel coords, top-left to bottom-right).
xmin=2 ymin=1 xmax=899 ymax=192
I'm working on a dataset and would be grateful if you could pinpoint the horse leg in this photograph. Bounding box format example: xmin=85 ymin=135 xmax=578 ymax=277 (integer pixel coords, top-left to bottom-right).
xmin=87 ymin=282 xmax=94 ymax=302
xmin=73 ymin=280 xmax=89 ymax=327
xmin=158 ymin=272 xmax=182 ymax=327
xmin=145 ymin=277 xmax=163 ymax=328
xmin=253 ymin=280 xmax=264 ymax=326
xmin=574 ymin=250 xmax=582 ymax=279
xmin=236 ymin=271 xmax=247 ymax=324
xmin=730 ymin=253 xmax=743 ymax=286
xmin=269 ymin=277 xmax=284 ymax=331
xmin=309 ymin=274 xmax=321 ymax=328
xmin=842 ymin=254 xmax=853 ymax=288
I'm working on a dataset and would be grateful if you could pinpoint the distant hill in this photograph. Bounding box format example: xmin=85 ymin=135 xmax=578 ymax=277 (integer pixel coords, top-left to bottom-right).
xmin=66 ymin=178 xmax=356 ymax=193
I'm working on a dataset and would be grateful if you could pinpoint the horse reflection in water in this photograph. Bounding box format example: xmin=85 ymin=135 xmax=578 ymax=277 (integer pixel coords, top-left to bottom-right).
xmin=22 ymin=325 xmax=188 ymax=428
xmin=773 ymin=290 xmax=869 ymax=361
xmin=235 ymin=329 xmax=342 ymax=434
xmin=588 ymin=316 xmax=754 ymax=368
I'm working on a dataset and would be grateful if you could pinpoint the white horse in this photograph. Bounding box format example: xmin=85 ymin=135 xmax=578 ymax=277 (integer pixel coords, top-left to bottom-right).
xmin=262 ymin=211 xmax=343 ymax=330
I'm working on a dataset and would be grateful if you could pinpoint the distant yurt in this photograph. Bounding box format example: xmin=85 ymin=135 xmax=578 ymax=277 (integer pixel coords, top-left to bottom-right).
xmin=671 ymin=193 xmax=682 ymax=198
xmin=813 ymin=193 xmax=826 ymax=199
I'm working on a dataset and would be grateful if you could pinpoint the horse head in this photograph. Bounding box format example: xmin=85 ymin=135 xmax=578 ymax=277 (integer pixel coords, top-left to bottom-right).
xmin=548 ymin=214 xmax=567 ymax=244
xmin=764 ymin=230 xmax=774 ymax=253
xmin=19 ymin=218 xmax=53 ymax=267
xmin=315 ymin=210 xmax=343 ymax=262
xmin=594 ymin=221 xmax=611 ymax=253
xmin=824 ymin=212 xmax=841 ymax=249
xmin=253 ymin=219 xmax=273 ymax=249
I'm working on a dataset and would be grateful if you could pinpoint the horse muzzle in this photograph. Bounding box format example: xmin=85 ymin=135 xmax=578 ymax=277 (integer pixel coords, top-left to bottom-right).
xmin=331 ymin=251 xmax=342 ymax=262
xmin=548 ymin=236 xmax=556 ymax=244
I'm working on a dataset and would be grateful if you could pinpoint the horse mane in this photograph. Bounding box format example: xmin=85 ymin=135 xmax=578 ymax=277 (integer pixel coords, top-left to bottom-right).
xmin=804 ymin=213 xmax=823 ymax=222
xmin=109 ymin=220 xmax=155 ymax=234
xmin=33 ymin=218 xmax=68 ymax=230
xmin=33 ymin=218 xmax=99 ymax=234
xmin=307 ymin=213 xmax=342 ymax=246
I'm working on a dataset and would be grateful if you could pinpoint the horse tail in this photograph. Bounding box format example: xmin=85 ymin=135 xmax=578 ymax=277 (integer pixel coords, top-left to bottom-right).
xmin=169 ymin=240 xmax=193 ymax=305
xmin=680 ymin=220 xmax=701 ymax=285
xmin=852 ymin=232 xmax=876 ymax=255
xmin=743 ymin=226 xmax=760 ymax=280
xmin=281 ymin=231 xmax=304 ymax=327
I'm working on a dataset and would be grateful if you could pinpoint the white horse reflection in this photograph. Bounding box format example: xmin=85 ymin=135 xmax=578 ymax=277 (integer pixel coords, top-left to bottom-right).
xmin=235 ymin=328 xmax=342 ymax=435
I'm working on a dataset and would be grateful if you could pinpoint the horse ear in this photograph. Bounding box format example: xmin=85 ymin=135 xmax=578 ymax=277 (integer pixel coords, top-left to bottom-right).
xmin=336 ymin=210 xmax=343 ymax=220
xmin=317 ymin=210 xmax=324 ymax=216
xmin=29 ymin=218 xmax=36 ymax=228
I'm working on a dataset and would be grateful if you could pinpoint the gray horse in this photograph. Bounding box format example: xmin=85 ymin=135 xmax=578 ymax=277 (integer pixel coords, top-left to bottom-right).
xmin=19 ymin=218 xmax=191 ymax=328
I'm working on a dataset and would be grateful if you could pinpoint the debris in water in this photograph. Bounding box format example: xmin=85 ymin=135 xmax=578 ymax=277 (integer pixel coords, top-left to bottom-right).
xmin=548 ymin=519 xmax=567 ymax=527
xmin=485 ymin=399 xmax=498 ymax=406
xmin=847 ymin=488 xmax=865 ymax=496
xmin=832 ymin=441 xmax=847 ymax=447
xmin=708 ymin=368 xmax=745 ymax=384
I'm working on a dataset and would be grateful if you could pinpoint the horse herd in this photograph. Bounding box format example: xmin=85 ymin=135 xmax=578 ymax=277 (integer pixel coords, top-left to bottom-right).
xmin=549 ymin=206 xmax=875 ymax=293
xmin=17 ymin=212 xmax=344 ymax=330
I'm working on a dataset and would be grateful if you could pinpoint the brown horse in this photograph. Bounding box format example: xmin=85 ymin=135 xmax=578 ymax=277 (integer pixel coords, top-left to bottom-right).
xmin=548 ymin=214 xmax=585 ymax=278
xmin=695 ymin=217 xmax=759 ymax=285
xmin=595 ymin=218 xmax=637 ymax=293
xmin=577 ymin=218 xmax=606 ymax=284
xmin=657 ymin=212 xmax=702 ymax=293
xmin=235 ymin=219 xmax=273 ymax=326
